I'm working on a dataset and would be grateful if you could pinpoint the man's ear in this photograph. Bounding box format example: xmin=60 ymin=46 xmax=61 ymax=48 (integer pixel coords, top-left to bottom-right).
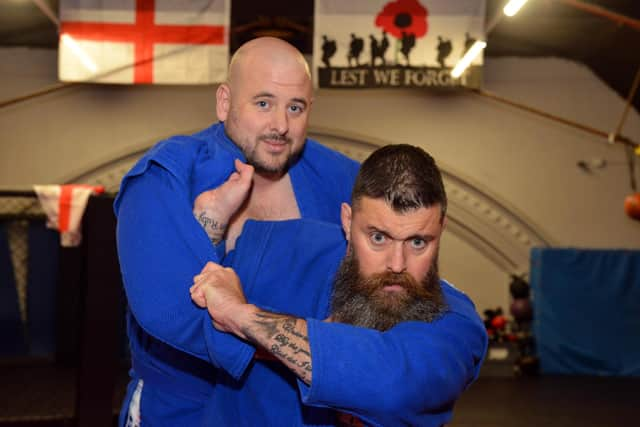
xmin=216 ymin=83 xmax=231 ymax=122
xmin=340 ymin=202 xmax=352 ymax=241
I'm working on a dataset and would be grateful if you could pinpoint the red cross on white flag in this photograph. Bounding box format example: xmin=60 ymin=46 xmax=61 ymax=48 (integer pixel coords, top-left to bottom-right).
xmin=58 ymin=0 xmax=230 ymax=84
xmin=33 ymin=184 xmax=105 ymax=247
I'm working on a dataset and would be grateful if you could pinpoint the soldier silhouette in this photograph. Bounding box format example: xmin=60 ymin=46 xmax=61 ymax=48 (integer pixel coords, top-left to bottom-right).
xmin=370 ymin=32 xmax=389 ymax=67
xmin=369 ymin=34 xmax=379 ymax=66
xmin=400 ymin=31 xmax=416 ymax=66
xmin=347 ymin=33 xmax=364 ymax=67
xmin=321 ymin=35 xmax=337 ymax=68
xmin=379 ymin=31 xmax=390 ymax=66
xmin=436 ymin=35 xmax=452 ymax=68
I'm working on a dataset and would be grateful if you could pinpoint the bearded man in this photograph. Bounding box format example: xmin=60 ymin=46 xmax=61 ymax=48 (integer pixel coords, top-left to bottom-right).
xmin=191 ymin=144 xmax=487 ymax=426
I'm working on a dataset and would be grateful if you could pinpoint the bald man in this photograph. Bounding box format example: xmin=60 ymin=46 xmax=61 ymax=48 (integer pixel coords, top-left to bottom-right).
xmin=114 ymin=37 xmax=359 ymax=426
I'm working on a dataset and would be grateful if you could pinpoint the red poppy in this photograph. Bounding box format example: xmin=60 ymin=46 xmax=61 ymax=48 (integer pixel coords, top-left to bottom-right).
xmin=375 ymin=0 xmax=428 ymax=39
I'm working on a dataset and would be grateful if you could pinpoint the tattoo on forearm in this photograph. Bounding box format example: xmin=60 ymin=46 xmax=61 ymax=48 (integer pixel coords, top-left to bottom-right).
xmin=244 ymin=312 xmax=313 ymax=384
xmin=282 ymin=319 xmax=307 ymax=340
xmin=196 ymin=211 xmax=227 ymax=244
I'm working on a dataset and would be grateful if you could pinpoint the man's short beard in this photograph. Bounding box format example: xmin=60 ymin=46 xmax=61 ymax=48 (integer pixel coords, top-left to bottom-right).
xmin=224 ymin=113 xmax=302 ymax=175
xmin=330 ymin=248 xmax=447 ymax=331
xmin=245 ymin=134 xmax=300 ymax=176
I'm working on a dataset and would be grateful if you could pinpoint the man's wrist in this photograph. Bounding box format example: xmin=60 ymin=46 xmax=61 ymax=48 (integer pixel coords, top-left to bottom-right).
xmin=230 ymin=303 xmax=260 ymax=341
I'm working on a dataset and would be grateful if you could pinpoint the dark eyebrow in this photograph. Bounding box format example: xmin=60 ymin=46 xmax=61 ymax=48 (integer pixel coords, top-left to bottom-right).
xmin=291 ymin=97 xmax=308 ymax=108
xmin=252 ymin=92 xmax=275 ymax=100
xmin=366 ymin=225 xmax=387 ymax=235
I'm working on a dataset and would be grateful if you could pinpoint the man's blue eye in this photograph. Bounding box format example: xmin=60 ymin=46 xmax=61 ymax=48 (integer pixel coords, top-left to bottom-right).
xmin=410 ymin=238 xmax=426 ymax=249
xmin=289 ymin=105 xmax=303 ymax=113
xmin=370 ymin=232 xmax=386 ymax=245
xmin=257 ymin=100 xmax=268 ymax=108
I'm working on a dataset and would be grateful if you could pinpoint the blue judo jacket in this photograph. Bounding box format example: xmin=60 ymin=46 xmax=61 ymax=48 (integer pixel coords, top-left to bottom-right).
xmin=114 ymin=122 xmax=359 ymax=426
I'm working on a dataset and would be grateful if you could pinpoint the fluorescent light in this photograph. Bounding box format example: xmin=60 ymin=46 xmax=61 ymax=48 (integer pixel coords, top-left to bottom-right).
xmin=503 ymin=0 xmax=529 ymax=17
xmin=451 ymin=40 xmax=486 ymax=78
xmin=61 ymin=34 xmax=98 ymax=73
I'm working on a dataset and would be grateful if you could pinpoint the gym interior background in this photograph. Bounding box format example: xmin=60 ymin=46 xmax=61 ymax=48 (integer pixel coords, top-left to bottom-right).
xmin=1 ymin=1 xmax=639 ymax=426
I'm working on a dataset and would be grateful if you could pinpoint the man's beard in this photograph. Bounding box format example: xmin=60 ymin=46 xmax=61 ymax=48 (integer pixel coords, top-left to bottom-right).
xmin=330 ymin=249 xmax=447 ymax=331
xmin=224 ymin=109 xmax=303 ymax=175
xmin=244 ymin=133 xmax=300 ymax=175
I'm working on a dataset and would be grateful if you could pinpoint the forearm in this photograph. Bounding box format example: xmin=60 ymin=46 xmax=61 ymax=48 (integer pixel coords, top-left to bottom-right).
xmin=193 ymin=158 xmax=253 ymax=244
xmin=194 ymin=209 xmax=228 ymax=244
xmin=230 ymin=305 xmax=313 ymax=384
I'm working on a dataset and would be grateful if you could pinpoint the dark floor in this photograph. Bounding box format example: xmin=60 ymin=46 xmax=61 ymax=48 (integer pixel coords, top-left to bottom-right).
xmin=451 ymin=375 xmax=640 ymax=427
xmin=0 ymin=360 xmax=127 ymax=426
xmin=0 ymin=361 xmax=638 ymax=427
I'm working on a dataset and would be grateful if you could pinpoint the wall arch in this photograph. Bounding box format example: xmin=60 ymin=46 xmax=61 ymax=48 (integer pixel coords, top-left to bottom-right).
xmin=311 ymin=127 xmax=552 ymax=276
xmin=67 ymin=126 xmax=551 ymax=276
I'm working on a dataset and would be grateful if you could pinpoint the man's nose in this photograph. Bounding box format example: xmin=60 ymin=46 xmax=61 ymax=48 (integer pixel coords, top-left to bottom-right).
xmin=387 ymin=243 xmax=407 ymax=273
xmin=270 ymin=108 xmax=289 ymax=136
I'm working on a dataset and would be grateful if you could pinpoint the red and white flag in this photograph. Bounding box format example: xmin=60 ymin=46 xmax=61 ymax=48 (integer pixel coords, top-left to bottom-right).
xmin=34 ymin=184 xmax=105 ymax=247
xmin=58 ymin=0 xmax=230 ymax=84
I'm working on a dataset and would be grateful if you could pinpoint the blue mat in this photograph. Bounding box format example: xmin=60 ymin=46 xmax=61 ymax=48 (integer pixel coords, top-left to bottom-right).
xmin=530 ymin=248 xmax=640 ymax=376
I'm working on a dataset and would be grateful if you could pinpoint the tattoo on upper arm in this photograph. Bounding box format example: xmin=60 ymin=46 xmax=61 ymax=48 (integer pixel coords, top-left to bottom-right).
xmin=244 ymin=312 xmax=313 ymax=384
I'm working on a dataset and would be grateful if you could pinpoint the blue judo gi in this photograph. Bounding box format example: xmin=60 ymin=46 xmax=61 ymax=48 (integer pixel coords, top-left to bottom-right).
xmin=114 ymin=123 xmax=359 ymax=426
xmin=206 ymin=219 xmax=488 ymax=427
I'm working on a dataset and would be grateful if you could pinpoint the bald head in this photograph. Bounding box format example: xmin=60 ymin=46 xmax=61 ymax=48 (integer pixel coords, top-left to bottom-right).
xmin=227 ymin=37 xmax=311 ymax=89
xmin=216 ymin=37 xmax=314 ymax=177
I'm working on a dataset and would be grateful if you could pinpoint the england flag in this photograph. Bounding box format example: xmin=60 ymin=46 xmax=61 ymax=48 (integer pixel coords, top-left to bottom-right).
xmin=58 ymin=0 xmax=230 ymax=84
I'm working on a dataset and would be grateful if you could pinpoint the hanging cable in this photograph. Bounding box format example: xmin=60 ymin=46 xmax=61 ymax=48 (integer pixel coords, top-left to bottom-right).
xmin=471 ymin=88 xmax=639 ymax=149
xmin=0 ymin=83 xmax=75 ymax=109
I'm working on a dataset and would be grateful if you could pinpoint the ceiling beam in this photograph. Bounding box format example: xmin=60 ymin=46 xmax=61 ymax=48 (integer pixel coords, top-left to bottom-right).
xmin=558 ymin=0 xmax=640 ymax=31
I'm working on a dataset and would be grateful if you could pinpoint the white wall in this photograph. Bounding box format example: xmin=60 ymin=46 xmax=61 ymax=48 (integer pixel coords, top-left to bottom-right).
xmin=1 ymin=47 xmax=639 ymax=313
